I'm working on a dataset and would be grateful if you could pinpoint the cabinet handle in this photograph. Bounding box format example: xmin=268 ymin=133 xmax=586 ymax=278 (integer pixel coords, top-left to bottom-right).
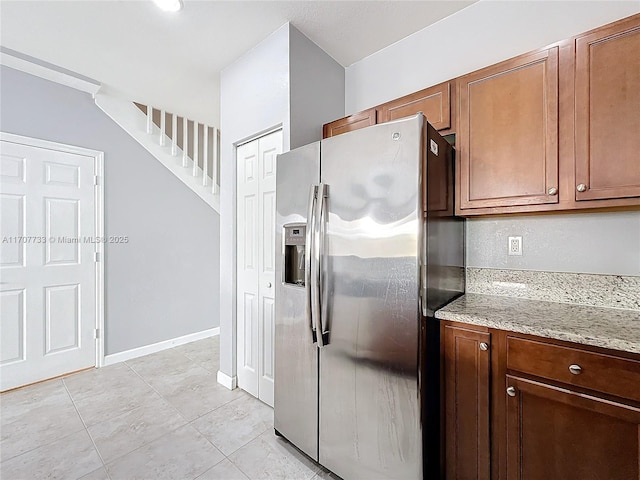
xmin=266 ymin=282 xmax=272 ymax=288
xmin=479 ymin=342 xmax=489 ymax=351
xmin=506 ymin=386 xmax=517 ymax=397
xmin=547 ymin=187 xmax=558 ymax=196
xmin=576 ymin=183 xmax=587 ymax=192
xmin=568 ymin=364 xmax=582 ymax=375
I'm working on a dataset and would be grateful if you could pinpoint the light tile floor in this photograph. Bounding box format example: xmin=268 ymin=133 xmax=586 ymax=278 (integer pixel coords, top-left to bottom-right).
xmin=0 ymin=336 xmax=335 ymax=480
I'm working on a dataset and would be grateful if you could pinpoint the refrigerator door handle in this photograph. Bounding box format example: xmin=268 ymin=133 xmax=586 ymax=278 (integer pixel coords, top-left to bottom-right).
xmin=316 ymin=183 xmax=329 ymax=347
xmin=306 ymin=185 xmax=318 ymax=343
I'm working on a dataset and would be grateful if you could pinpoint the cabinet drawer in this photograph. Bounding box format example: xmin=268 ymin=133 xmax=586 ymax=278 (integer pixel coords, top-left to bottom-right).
xmin=506 ymin=336 xmax=640 ymax=402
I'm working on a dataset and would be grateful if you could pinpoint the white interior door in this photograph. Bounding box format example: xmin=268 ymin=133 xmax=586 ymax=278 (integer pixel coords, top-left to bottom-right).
xmin=236 ymin=129 xmax=282 ymax=406
xmin=0 ymin=138 xmax=98 ymax=391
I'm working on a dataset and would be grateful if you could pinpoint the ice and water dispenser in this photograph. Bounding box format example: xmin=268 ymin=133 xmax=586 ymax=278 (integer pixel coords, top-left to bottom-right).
xmin=283 ymin=224 xmax=306 ymax=286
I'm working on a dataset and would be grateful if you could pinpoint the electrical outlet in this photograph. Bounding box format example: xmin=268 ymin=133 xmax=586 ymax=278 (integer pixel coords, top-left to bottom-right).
xmin=508 ymin=236 xmax=522 ymax=256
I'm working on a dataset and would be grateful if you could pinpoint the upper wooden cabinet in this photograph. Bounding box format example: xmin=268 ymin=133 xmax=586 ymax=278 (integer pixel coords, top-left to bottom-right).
xmin=322 ymin=108 xmax=376 ymax=138
xmin=323 ymin=14 xmax=640 ymax=215
xmin=377 ymin=81 xmax=452 ymax=132
xmin=322 ymin=82 xmax=453 ymax=139
xmin=457 ymin=14 xmax=640 ymax=215
xmin=457 ymin=48 xmax=559 ymax=210
xmin=574 ymin=16 xmax=640 ymax=202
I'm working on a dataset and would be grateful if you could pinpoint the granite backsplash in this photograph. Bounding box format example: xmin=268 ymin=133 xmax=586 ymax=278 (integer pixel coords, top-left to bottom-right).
xmin=465 ymin=267 xmax=640 ymax=311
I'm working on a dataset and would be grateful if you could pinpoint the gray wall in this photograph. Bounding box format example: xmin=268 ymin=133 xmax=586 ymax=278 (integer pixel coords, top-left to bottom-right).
xmin=0 ymin=65 xmax=221 ymax=355
xmin=289 ymin=25 xmax=345 ymax=149
xmin=466 ymin=212 xmax=640 ymax=276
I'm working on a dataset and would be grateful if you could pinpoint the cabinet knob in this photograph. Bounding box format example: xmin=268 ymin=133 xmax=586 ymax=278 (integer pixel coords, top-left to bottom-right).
xmin=479 ymin=342 xmax=489 ymax=351
xmin=547 ymin=187 xmax=558 ymax=196
xmin=568 ymin=364 xmax=582 ymax=375
xmin=506 ymin=386 xmax=517 ymax=397
xmin=576 ymin=183 xmax=587 ymax=193
xmin=266 ymin=282 xmax=272 ymax=288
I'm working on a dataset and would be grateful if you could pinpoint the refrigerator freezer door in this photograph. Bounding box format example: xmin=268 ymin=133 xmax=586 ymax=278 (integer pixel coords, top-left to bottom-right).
xmin=274 ymin=142 xmax=320 ymax=461
xmin=319 ymin=115 xmax=424 ymax=479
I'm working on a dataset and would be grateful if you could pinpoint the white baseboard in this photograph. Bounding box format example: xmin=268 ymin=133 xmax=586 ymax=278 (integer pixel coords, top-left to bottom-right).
xmin=217 ymin=370 xmax=237 ymax=390
xmin=103 ymin=327 xmax=219 ymax=366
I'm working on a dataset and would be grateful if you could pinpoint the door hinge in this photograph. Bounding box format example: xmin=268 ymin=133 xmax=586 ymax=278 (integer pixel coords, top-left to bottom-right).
xmin=93 ymin=175 xmax=100 ymax=186
xmin=93 ymin=328 xmax=100 ymax=339
xmin=94 ymin=252 xmax=101 ymax=262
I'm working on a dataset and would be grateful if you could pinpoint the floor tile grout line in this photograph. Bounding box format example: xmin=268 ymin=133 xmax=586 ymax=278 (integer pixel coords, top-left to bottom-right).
xmin=62 ymin=365 xmax=190 ymax=476
xmin=189 ymin=414 xmax=270 ymax=459
xmin=0 ymin=380 xmax=87 ymax=465
xmin=100 ymin=339 xmax=224 ymax=474
xmin=61 ymin=378 xmax=111 ymax=479
xmin=123 ymin=347 xmax=236 ymax=424
xmin=224 ymin=430 xmax=311 ymax=480
xmin=121 ymin=356 xmax=245 ymax=455
xmin=124 ymin=360 xmax=194 ymax=424
xmin=186 ymin=390 xmax=246 ymax=424
xmin=3 ymin=338 xmax=230 ymax=478
xmin=225 ymin=453 xmax=254 ymax=480
xmin=93 ymin=420 xmax=194 ymax=469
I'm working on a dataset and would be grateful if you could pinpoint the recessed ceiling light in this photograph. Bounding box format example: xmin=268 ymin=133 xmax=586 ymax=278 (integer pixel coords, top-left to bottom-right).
xmin=152 ymin=0 xmax=183 ymax=12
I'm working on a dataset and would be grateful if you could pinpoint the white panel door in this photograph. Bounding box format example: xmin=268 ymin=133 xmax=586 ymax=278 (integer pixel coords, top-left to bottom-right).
xmin=0 ymin=140 xmax=97 ymax=391
xmin=256 ymin=131 xmax=280 ymax=407
xmin=236 ymin=129 xmax=282 ymax=406
xmin=236 ymin=139 xmax=259 ymax=398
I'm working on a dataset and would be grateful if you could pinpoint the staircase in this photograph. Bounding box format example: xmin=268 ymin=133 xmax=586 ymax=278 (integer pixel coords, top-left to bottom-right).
xmin=95 ymin=93 xmax=220 ymax=211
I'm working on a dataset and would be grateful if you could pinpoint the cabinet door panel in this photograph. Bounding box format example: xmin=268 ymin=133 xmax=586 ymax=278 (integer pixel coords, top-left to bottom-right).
xmin=378 ymin=82 xmax=451 ymax=131
xmin=458 ymin=48 xmax=559 ymax=210
xmin=506 ymin=375 xmax=640 ymax=480
xmin=575 ymin=20 xmax=640 ymax=201
xmin=322 ymin=108 xmax=376 ymax=139
xmin=444 ymin=325 xmax=491 ymax=480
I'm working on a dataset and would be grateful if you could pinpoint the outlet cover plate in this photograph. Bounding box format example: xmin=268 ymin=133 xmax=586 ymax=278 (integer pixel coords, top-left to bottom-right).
xmin=508 ymin=236 xmax=523 ymax=256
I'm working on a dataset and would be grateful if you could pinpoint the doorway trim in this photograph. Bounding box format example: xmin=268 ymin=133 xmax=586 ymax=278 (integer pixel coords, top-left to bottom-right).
xmin=0 ymin=132 xmax=105 ymax=369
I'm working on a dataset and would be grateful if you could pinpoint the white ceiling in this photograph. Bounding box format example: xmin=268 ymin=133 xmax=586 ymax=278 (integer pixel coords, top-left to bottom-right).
xmin=0 ymin=0 xmax=476 ymax=125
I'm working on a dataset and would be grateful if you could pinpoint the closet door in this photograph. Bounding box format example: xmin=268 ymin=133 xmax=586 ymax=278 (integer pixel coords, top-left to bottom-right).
xmin=236 ymin=130 xmax=282 ymax=406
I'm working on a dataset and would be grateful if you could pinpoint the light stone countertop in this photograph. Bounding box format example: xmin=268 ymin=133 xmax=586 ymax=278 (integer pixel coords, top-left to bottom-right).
xmin=435 ymin=293 xmax=640 ymax=354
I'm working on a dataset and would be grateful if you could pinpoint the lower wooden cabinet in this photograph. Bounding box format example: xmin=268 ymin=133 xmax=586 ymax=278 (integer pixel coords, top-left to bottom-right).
xmin=444 ymin=325 xmax=491 ymax=480
xmin=443 ymin=322 xmax=640 ymax=479
xmin=505 ymin=375 xmax=640 ymax=480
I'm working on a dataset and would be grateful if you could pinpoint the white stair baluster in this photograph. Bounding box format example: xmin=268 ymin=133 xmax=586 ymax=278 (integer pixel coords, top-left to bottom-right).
xmin=193 ymin=122 xmax=199 ymax=177
xmin=212 ymin=127 xmax=218 ymax=194
xmin=171 ymin=114 xmax=178 ymax=156
xmin=146 ymin=106 xmax=153 ymax=134
xmin=182 ymin=118 xmax=188 ymax=167
xmin=203 ymin=125 xmax=209 ymax=186
xmin=159 ymin=110 xmax=166 ymax=146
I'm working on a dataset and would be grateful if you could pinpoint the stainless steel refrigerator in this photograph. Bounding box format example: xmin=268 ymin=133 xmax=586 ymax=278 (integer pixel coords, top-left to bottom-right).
xmin=274 ymin=114 xmax=464 ymax=480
